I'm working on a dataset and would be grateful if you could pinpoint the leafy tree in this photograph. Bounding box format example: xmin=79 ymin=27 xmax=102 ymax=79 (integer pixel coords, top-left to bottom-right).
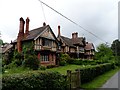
xmin=95 ymin=43 xmax=114 ymax=62
xmin=0 ymin=39 xmax=3 ymax=45
xmin=22 ymin=44 xmax=40 ymax=70
xmin=111 ymin=39 xmax=120 ymax=56
xmin=111 ymin=39 xmax=120 ymax=66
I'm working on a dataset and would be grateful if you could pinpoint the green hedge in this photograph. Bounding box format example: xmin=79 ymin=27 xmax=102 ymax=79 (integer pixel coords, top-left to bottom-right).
xmin=67 ymin=59 xmax=108 ymax=65
xmin=79 ymin=63 xmax=115 ymax=83
xmin=2 ymin=71 xmax=67 ymax=90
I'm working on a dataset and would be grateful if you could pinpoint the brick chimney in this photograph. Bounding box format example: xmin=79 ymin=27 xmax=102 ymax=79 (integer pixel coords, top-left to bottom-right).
xmin=72 ymin=32 xmax=78 ymax=44
xmin=72 ymin=32 xmax=78 ymax=39
xmin=43 ymin=22 xmax=46 ymax=26
xmin=25 ymin=17 xmax=30 ymax=38
xmin=17 ymin=17 xmax=25 ymax=53
xmin=58 ymin=25 xmax=61 ymax=37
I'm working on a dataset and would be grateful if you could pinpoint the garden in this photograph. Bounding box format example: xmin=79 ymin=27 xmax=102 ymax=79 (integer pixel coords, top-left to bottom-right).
xmin=1 ymin=42 xmax=120 ymax=89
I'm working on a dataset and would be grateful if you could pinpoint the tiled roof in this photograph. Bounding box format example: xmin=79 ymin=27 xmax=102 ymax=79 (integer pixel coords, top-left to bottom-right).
xmin=85 ymin=43 xmax=94 ymax=50
xmin=13 ymin=25 xmax=50 ymax=43
xmin=60 ymin=36 xmax=84 ymax=47
xmin=60 ymin=36 xmax=74 ymax=47
xmin=2 ymin=44 xmax=13 ymax=53
xmin=72 ymin=37 xmax=84 ymax=46
xmin=24 ymin=25 xmax=49 ymax=40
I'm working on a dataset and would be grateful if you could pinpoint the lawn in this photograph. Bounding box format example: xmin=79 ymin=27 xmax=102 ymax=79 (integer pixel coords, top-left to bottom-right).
xmin=3 ymin=67 xmax=32 ymax=75
xmin=47 ymin=64 xmax=93 ymax=75
xmin=3 ymin=64 xmax=93 ymax=75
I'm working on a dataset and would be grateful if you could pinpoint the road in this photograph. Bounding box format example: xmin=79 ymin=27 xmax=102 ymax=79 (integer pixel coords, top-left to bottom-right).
xmin=101 ymin=70 xmax=120 ymax=89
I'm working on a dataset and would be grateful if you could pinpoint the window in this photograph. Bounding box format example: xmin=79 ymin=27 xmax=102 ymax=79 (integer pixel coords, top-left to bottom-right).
xmin=40 ymin=54 xmax=49 ymax=62
xmin=42 ymin=38 xmax=52 ymax=46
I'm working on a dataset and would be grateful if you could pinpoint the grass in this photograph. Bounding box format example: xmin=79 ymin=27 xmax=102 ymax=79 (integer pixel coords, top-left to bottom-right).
xmin=47 ymin=64 xmax=93 ymax=75
xmin=81 ymin=67 xmax=120 ymax=89
xmin=3 ymin=67 xmax=32 ymax=75
xmin=3 ymin=64 xmax=93 ymax=75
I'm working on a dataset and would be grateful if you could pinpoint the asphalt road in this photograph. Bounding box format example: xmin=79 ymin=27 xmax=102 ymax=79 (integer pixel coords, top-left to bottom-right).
xmin=101 ymin=70 xmax=120 ymax=90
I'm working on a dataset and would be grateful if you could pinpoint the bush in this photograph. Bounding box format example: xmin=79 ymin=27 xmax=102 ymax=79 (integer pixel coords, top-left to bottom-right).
xmin=23 ymin=55 xmax=40 ymax=70
xmin=47 ymin=65 xmax=56 ymax=69
xmin=67 ymin=59 xmax=97 ymax=65
xmin=4 ymin=61 xmax=17 ymax=69
xmin=59 ymin=54 xmax=70 ymax=66
xmin=2 ymin=71 xmax=67 ymax=90
xmin=59 ymin=60 xmax=67 ymax=66
xmin=39 ymin=66 xmax=46 ymax=70
xmin=2 ymin=67 xmax=5 ymax=74
xmin=13 ymin=51 xmax=23 ymax=66
xmin=80 ymin=63 xmax=115 ymax=83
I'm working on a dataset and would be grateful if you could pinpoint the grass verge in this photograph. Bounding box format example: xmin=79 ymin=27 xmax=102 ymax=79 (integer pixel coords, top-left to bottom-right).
xmin=81 ymin=67 xmax=120 ymax=89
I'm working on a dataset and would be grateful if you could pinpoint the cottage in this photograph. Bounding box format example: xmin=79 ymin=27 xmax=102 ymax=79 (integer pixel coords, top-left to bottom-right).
xmin=57 ymin=26 xmax=95 ymax=59
xmin=84 ymin=42 xmax=95 ymax=59
xmin=57 ymin=26 xmax=86 ymax=59
xmin=12 ymin=17 xmax=59 ymax=66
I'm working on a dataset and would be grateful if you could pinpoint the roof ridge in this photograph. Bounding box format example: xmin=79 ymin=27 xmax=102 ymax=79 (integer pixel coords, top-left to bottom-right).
xmin=29 ymin=25 xmax=49 ymax=32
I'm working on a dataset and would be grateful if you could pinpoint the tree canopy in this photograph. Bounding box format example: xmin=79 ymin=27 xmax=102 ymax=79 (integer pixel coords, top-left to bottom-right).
xmin=95 ymin=43 xmax=114 ymax=61
xmin=111 ymin=39 xmax=120 ymax=56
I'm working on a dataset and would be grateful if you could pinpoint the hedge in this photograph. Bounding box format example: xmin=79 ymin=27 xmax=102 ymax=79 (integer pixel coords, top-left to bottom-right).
xmin=79 ymin=63 xmax=115 ymax=83
xmin=67 ymin=59 xmax=109 ymax=65
xmin=2 ymin=71 xmax=67 ymax=90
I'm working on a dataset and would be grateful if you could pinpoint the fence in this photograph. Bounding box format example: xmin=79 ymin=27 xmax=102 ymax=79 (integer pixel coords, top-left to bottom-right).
xmin=67 ymin=69 xmax=81 ymax=89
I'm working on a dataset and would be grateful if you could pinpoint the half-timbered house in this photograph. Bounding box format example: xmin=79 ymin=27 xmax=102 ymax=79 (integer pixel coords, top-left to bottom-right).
xmin=12 ymin=17 xmax=59 ymax=66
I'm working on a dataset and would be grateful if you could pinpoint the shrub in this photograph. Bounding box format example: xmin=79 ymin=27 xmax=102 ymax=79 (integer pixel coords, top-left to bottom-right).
xmin=59 ymin=54 xmax=70 ymax=66
xmin=2 ymin=67 xmax=5 ymax=74
xmin=66 ymin=58 xmax=76 ymax=64
xmin=4 ymin=61 xmax=17 ymax=69
xmin=59 ymin=60 xmax=67 ymax=66
xmin=46 ymin=65 xmax=56 ymax=69
xmin=13 ymin=51 xmax=23 ymax=66
xmin=39 ymin=66 xmax=46 ymax=70
xmin=80 ymin=63 xmax=115 ymax=83
xmin=2 ymin=71 xmax=67 ymax=90
xmin=23 ymin=55 xmax=40 ymax=70
xmin=67 ymin=59 xmax=97 ymax=65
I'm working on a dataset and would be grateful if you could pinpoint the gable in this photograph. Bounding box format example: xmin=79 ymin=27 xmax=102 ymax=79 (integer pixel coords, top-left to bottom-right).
xmin=40 ymin=28 xmax=55 ymax=40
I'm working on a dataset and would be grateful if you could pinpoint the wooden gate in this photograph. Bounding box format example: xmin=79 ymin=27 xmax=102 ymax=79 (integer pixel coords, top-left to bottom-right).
xmin=67 ymin=69 xmax=81 ymax=89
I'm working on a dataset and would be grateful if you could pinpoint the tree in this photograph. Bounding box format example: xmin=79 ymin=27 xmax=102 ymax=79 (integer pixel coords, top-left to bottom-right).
xmin=95 ymin=43 xmax=114 ymax=61
xmin=22 ymin=44 xmax=40 ymax=70
xmin=0 ymin=39 xmax=3 ymax=45
xmin=111 ymin=39 xmax=120 ymax=66
xmin=111 ymin=39 xmax=120 ymax=56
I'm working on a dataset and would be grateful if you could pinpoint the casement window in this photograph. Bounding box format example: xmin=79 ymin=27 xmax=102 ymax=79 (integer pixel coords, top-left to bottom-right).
xmin=42 ymin=38 xmax=52 ymax=46
xmin=40 ymin=54 xmax=49 ymax=61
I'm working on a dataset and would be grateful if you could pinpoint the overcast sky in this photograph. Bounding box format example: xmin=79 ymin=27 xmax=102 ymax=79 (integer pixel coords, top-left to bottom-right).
xmin=0 ymin=0 xmax=119 ymax=47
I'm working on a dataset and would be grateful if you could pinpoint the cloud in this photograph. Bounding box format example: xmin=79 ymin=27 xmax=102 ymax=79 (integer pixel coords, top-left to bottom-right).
xmin=0 ymin=0 xmax=119 ymax=48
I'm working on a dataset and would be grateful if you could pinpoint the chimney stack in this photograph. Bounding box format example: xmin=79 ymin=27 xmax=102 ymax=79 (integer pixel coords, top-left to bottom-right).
xmin=17 ymin=17 xmax=25 ymax=53
xmin=43 ymin=22 xmax=46 ymax=26
xmin=19 ymin=17 xmax=25 ymax=36
xmin=25 ymin=17 xmax=30 ymax=37
xmin=72 ymin=32 xmax=78 ymax=39
xmin=58 ymin=25 xmax=61 ymax=37
xmin=72 ymin=32 xmax=78 ymax=44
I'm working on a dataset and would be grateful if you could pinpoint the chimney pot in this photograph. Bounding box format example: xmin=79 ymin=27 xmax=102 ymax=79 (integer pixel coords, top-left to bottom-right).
xmin=58 ymin=25 xmax=61 ymax=36
xmin=43 ymin=22 xmax=46 ymax=26
xmin=20 ymin=17 xmax=24 ymax=21
xmin=26 ymin=17 xmax=30 ymax=22
xmin=25 ymin=17 xmax=30 ymax=37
